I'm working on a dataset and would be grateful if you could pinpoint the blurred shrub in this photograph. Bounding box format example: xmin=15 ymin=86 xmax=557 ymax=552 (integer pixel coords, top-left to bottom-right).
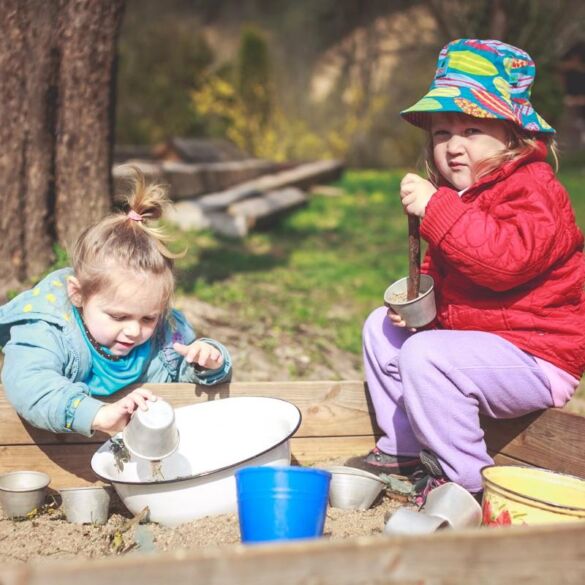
xmin=116 ymin=17 xmax=214 ymax=144
xmin=237 ymin=28 xmax=274 ymax=136
xmin=193 ymin=27 xmax=398 ymax=163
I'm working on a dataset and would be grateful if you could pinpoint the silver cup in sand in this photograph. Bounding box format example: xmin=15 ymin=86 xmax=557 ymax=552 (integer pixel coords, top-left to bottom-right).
xmin=123 ymin=399 xmax=180 ymax=461
xmin=421 ymin=482 xmax=482 ymax=529
xmin=326 ymin=466 xmax=386 ymax=510
xmin=59 ymin=486 xmax=112 ymax=525
xmin=384 ymin=507 xmax=448 ymax=535
xmin=384 ymin=274 xmax=436 ymax=328
xmin=0 ymin=471 xmax=50 ymax=519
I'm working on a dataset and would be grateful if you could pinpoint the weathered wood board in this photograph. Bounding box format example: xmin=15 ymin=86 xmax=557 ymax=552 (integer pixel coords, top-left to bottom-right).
xmin=165 ymin=160 xmax=344 ymax=234
xmin=1 ymin=380 xmax=585 ymax=487
xmin=196 ymin=187 xmax=308 ymax=237
xmin=2 ymin=522 xmax=585 ymax=585
xmin=195 ymin=159 xmax=344 ymax=211
xmin=112 ymin=158 xmax=278 ymax=201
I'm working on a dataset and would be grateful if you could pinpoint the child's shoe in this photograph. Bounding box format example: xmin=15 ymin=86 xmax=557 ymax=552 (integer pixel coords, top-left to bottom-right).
xmin=414 ymin=450 xmax=484 ymax=507
xmin=419 ymin=448 xmax=444 ymax=477
xmin=345 ymin=447 xmax=421 ymax=476
xmin=414 ymin=449 xmax=448 ymax=506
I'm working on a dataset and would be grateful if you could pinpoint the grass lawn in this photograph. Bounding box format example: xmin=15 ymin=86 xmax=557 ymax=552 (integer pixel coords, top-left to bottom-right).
xmin=170 ymin=163 xmax=585 ymax=403
xmin=172 ymin=170 xmax=411 ymax=356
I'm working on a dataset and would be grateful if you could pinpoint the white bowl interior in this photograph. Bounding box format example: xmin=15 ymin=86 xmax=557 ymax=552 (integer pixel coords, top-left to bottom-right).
xmin=91 ymin=396 xmax=301 ymax=484
xmin=0 ymin=471 xmax=50 ymax=492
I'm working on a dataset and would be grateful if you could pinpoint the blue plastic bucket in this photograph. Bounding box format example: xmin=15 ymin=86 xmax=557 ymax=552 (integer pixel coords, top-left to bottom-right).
xmin=236 ymin=466 xmax=331 ymax=543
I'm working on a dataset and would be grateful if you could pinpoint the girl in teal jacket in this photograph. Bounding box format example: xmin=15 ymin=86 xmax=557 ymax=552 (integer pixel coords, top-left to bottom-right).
xmin=0 ymin=170 xmax=231 ymax=437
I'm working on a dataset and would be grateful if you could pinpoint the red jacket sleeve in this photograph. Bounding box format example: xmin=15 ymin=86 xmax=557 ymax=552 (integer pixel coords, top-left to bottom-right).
xmin=420 ymin=166 xmax=581 ymax=291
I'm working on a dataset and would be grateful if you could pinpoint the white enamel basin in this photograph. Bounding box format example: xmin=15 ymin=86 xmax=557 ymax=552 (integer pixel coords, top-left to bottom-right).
xmin=91 ymin=396 xmax=302 ymax=526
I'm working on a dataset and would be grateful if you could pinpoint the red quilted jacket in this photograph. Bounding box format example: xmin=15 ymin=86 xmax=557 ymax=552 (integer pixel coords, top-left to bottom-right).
xmin=420 ymin=142 xmax=585 ymax=378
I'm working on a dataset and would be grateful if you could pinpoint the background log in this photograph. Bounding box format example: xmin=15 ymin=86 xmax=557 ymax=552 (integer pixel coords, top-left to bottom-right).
xmin=195 ymin=160 xmax=344 ymax=211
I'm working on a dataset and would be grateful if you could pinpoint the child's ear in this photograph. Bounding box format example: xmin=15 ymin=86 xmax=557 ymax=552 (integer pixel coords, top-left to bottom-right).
xmin=66 ymin=276 xmax=83 ymax=307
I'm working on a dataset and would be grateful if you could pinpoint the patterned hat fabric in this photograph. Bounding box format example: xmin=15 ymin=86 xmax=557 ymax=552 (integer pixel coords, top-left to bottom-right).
xmin=401 ymin=39 xmax=554 ymax=134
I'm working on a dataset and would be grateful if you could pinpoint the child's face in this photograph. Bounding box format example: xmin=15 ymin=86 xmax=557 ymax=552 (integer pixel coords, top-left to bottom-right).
xmin=68 ymin=270 xmax=165 ymax=356
xmin=431 ymin=113 xmax=509 ymax=190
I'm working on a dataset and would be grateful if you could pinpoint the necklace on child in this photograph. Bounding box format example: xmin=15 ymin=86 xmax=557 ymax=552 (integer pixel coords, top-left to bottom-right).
xmin=76 ymin=309 xmax=122 ymax=362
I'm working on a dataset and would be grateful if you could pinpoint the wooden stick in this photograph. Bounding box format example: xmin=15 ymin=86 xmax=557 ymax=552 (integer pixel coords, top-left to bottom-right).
xmin=407 ymin=215 xmax=421 ymax=300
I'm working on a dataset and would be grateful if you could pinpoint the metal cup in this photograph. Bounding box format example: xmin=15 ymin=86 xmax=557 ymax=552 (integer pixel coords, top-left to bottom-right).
xmin=384 ymin=274 xmax=436 ymax=328
xmin=0 ymin=471 xmax=50 ymax=519
xmin=326 ymin=466 xmax=386 ymax=510
xmin=59 ymin=486 xmax=112 ymax=525
xmin=384 ymin=507 xmax=448 ymax=535
xmin=421 ymin=482 xmax=482 ymax=529
xmin=123 ymin=399 xmax=179 ymax=460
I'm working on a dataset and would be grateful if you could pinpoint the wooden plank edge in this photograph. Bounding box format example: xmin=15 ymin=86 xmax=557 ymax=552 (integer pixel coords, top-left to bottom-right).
xmin=4 ymin=522 xmax=585 ymax=585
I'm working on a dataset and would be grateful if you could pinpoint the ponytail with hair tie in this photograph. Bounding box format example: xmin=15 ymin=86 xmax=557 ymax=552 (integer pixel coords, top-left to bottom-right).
xmin=127 ymin=209 xmax=144 ymax=222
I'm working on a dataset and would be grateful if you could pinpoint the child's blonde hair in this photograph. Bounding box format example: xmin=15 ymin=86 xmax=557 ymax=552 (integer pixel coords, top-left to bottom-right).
xmin=70 ymin=168 xmax=180 ymax=312
xmin=423 ymin=117 xmax=559 ymax=187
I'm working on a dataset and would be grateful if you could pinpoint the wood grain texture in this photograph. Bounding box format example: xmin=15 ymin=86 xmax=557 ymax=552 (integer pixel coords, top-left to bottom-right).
xmin=2 ymin=382 xmax=585 ymax=486
xmin=481 ymin=409 xmax=585 ymax=477
xmin=3 ymin=522 xmax=585 ymax=585
xmin=0 ymin=381 xmax=379 ymax=445
xmin=0 ymin=444 xmax=105 ymax=488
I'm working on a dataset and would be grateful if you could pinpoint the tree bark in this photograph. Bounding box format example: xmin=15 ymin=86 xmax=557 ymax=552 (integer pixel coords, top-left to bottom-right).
xmin=0 ymin=0 xmax=124 ymax=299
xmin=489 ymin=0 xmax=508 ymax=40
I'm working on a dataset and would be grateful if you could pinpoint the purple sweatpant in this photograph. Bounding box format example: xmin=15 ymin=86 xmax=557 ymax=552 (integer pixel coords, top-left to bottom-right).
xmin=363 ymin=306 xmax=555 ymax=492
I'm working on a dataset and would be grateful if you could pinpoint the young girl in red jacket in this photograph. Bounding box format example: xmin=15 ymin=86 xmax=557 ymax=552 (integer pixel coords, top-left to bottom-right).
xmin=348 ymin=39 xmax=585 ymax=500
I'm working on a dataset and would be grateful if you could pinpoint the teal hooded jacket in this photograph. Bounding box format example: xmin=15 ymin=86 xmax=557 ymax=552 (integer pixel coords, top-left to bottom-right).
xmin=0 ymin=268 xmax=232 ymax=436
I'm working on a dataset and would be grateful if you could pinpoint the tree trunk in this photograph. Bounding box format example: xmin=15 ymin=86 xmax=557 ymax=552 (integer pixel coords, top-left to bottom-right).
xmin=0 ymin=0 xmax=124 ymax=299
xmin=489 ymin=0 xmax=508 ymax=40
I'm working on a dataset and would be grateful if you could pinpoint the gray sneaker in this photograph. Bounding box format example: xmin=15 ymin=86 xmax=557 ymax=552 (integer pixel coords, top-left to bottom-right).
xmin=419 ymin=449 xmax=444 ymax=477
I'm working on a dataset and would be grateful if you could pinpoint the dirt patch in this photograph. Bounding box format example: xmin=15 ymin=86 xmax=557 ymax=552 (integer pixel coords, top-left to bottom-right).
xmin=0 ymin=475 xmax=412 ymax=565
xmin=175 ymin=296 xmax=364 ymax=382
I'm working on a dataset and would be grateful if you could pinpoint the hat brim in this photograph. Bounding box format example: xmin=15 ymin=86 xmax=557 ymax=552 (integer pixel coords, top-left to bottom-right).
xmin=400 ymin=85 xmax=554 ymax=134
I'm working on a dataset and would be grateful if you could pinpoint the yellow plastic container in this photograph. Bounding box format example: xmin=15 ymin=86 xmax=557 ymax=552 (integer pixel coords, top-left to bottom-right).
xmin=481 ymin=465 xmax=585 ymax=526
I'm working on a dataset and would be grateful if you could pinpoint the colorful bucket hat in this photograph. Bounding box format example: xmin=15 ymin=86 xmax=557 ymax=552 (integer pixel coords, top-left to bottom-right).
xmin=401 ymin=39 xmax=554 ymax=134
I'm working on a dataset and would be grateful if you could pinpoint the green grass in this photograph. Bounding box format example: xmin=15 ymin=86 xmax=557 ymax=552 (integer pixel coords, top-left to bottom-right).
xmin=171 ymin=165 xmax=585 ymax=357
xmin=172 ymin=170 xmax=411 ymax=355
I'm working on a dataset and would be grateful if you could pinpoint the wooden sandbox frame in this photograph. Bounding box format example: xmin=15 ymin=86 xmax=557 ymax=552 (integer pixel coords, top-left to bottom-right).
xmin=1 ymin=380 xmax=585 ymax=584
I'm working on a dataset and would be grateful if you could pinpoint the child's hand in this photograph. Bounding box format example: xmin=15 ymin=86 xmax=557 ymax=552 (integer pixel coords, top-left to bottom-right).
xmin=92 ymin=388 xmax=156 ymax=434
xmin=387 ymin=308 xmax=417 ymax=332
xmin=400 ymin=173 xmax=436 ymax=218
xmin=173 ymin=340 xmax=224 ymax=370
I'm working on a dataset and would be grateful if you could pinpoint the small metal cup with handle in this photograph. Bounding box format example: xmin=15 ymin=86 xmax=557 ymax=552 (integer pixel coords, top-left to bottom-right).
xmin=384 ymin=274 xmax=436 ymax=328
xmin=384 ymin=507 xmax=448 ymax=535
xmin=421 ymin=482 xmax=482 ymax=529
xmin=123 ymin=399 xmax=179 ymax=461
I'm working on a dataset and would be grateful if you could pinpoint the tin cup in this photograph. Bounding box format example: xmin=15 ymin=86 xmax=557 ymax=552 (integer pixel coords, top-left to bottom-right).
xmin=123 ymin=399 xmax=179 ymax=461
xmin=59 ymin=486 xmax=112 ymax=525
xmin=384 ymin=507 xmax=448 ymax=535
xmin=0 ymin=471 xmax=50 ymax=519
xmin=326 ymin=466 xmax=385 ymax=510
xmin=421 ymin=482 xmax=482 ymax=529
xmin=384 ymin=274 xmax=436 ymax=328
